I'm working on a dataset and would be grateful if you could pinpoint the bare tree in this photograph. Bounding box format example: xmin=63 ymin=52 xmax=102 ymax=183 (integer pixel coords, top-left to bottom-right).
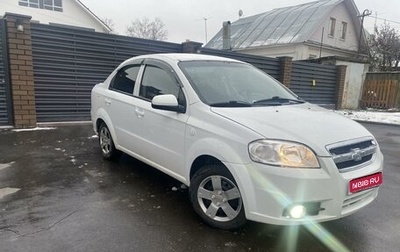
xmin=126 ymin=17 xmax=168 ymax=41
xmin=102 ymin=18 xmax=117 ymax=34
xmin=369 ymin=22 xmax=400 ymax=71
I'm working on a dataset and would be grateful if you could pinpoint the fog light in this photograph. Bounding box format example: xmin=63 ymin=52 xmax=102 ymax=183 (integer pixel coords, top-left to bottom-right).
xmin=289 ymin=205 xmax=306 ymax=219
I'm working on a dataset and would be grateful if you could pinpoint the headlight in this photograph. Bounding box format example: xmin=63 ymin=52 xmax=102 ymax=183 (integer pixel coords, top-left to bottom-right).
xmin=248 ymin=140 xmax=320 ymax=168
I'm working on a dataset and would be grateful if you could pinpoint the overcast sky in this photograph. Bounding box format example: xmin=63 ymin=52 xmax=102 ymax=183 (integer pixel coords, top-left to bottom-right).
xmin=80 ymin=0 xmax=400 ymax=44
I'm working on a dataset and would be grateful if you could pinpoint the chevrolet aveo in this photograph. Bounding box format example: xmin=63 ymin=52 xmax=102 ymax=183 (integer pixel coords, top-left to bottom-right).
xmin=91 ymin=53 xmax=383 ymax=230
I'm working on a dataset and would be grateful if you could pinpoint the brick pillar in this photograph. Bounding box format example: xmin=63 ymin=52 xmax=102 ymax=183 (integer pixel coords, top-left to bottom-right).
xmin=181 ymin=41 xmax=203 ymax=53
xmin=4 ymin=13 xmax=36 ymax=128
xmin=335 ymin=65 xmax=347 ymax=110
xmin=278 ymin=56 xmax=292 ymax=88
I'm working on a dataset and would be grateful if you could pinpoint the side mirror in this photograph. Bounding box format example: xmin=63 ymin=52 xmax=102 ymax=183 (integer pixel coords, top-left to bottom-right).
xmin=151 ymin=94 xmax=185 ymax=113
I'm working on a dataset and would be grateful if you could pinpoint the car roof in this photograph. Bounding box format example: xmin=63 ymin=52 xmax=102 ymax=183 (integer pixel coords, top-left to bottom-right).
xmin=132 ymin=53 xmax=242 ymax=63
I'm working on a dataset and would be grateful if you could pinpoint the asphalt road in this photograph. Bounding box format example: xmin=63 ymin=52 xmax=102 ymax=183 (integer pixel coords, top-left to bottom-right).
xmin=0 ymin=122 xmax=399 ymax=252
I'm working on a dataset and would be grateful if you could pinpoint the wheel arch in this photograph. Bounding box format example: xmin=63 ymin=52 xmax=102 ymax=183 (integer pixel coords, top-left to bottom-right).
xmin=93 ymin=108 xmax=119 ymax=149
xmin=186 ymin=138 xmax=249 ymax=183
xmin=190 ymin=155 xmax=224 ymax=181
xmin=186 ymin=138 xmax=255 ymax=221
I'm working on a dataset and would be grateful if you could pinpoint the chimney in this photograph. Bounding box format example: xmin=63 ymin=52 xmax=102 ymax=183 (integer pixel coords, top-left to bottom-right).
xmin=222 ymin=21 xmax=231 ymax=50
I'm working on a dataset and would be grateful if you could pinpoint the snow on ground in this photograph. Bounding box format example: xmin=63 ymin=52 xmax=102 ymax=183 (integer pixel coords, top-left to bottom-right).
xmin=335 ymin=110 xmax=400 ymax=125
xmin=12 ymin=127 xmax=56 ymax=132
xmin=0 ymin=187 xmax=21 ymax=199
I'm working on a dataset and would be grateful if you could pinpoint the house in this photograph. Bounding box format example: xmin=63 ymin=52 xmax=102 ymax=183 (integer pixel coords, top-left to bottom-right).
xmin=206 ymin=0 xmax=369 ymax=110
xmin=0 ymin=0 xmax=110 ymax=32
xmin=205 ymin=0 xmax=366 ymax=61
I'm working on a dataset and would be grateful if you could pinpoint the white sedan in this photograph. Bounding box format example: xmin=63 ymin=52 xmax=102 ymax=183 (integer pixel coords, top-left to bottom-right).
xmin=91 ymin=53 xmax=383 ymax=230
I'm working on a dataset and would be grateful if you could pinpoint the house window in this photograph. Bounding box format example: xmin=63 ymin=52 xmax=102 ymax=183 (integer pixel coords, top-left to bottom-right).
xmin=19 ymin=0 xmax=63 ymax=12
xmin=329 ymin=18 xmax=336 ymax=37
xmin=341 ymin=22 xmax=347 ymax=40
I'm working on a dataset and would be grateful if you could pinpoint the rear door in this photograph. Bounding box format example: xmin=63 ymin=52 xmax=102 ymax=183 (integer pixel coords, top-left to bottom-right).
xmin=103 ymin=63 xmax=142 ymax=151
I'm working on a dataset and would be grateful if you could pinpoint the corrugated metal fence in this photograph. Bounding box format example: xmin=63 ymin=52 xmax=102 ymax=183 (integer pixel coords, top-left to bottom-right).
xmin=0 ymin=19 xmax=11 ymax=126
xmin=291 ymin=61 xmax=337 ymax=108
xmin=29 ymin=23 xmax=339 ymax=122
xmin=31 ymin=23 xmax=182 ymax=122
xmin=200 ymin=49 xmax=338 ymax=107
xmin=200 ymin=48 xmax=281 ymax=80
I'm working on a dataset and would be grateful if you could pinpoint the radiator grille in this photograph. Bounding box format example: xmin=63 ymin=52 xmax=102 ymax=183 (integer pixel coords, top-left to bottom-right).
xmin=327 ymin=138 xmax=377 ymax=171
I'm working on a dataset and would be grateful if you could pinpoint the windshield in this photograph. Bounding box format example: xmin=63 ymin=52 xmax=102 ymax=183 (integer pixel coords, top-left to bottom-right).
xmin=179 ymin=61 xmax=302 ymax=107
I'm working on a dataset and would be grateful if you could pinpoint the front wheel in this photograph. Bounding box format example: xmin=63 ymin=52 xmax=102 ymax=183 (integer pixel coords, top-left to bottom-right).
xmin=98 ymin=123 xmax=120 ymax=160
xmin=189 ymin=164 xmax=246 ymax=230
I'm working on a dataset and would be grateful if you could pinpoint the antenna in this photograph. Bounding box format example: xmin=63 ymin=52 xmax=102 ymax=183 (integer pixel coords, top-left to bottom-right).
xmin=203 ymin=17 xmax=211 ymax=43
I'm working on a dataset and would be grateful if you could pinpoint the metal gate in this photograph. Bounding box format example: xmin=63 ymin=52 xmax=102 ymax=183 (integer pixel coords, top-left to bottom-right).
xmin=291 ymin=61 xmax=337 ymax=108
xmin=0 ymin=19 xmax=12 ymax=126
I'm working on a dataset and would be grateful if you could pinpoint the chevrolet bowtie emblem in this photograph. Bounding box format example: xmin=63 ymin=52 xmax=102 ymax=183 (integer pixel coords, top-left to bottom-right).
xmin=350 ymin=148 xmax=364 ymax=162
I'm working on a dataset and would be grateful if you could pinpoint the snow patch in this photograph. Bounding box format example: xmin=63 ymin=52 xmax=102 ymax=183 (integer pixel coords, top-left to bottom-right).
xmin=70 ymin=156 xmax=76 ymax=164
xmin=335 ymin=110 xmax=400 ymax=125
xmin=88 ymin=135 xmax=98 ymax=139
xmin=12 ymin=127 xmax=56 ymax=132
xmin=0 ymin=188 xmax=21 ymax=199
xmin=0 ymin=162 xmax=15 ymax=171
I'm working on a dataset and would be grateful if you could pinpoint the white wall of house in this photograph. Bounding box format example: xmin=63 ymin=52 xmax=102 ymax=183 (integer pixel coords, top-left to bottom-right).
xmin=239 ymin=44 xmax=308 ymax=60
xmin=338 ymin=60 xmax=369 ymax=109
xmin=310 ymin=2 xmax=359 ymax=52
xmin=0 ymin=0 xmax=109 ymax=32
xmin=238 ymin=43 xmax=356 ymax=61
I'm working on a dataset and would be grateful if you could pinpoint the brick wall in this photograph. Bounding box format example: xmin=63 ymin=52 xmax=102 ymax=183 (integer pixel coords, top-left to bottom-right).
xmin=335 ymin=65 xmax=347 ymax=109
xmin=278 ymin=56 xmax=293 ymax=88
xmin=4 ymin=13 xmax=36 ymax=128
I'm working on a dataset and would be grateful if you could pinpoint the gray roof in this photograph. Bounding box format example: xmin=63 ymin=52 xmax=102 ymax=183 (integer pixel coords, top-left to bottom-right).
xmin=205 ymin=0 xmax=359 ymax=50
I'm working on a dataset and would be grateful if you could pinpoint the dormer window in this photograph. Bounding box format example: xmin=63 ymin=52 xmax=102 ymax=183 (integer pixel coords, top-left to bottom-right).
xmin=19 ymin=0 xmax=63 ymax=12
xmin=329 ymin=18 xmax=336 ymax=37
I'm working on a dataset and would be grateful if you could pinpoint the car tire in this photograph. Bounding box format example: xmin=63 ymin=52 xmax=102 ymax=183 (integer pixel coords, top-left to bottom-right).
xmin=190 ymin=164 xmax=246 ymax=230
xmin=98 ymin=123 xmax=120 ymax=160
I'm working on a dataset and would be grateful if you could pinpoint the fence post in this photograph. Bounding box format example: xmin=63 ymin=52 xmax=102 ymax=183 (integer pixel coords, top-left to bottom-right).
xmin=335 ymin=65 xmax=347 ymax=110
xmin=4 ymin=13 xmax=36 ymax=128
xmin=181 ymin=41 xmax=203 ymax=53
xmin=278 ymin=56 xmax=292 ymax=88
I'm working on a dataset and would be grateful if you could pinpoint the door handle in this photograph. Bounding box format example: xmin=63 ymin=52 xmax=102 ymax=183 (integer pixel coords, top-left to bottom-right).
xmin=135 ymin=108 xmax=145 ymax=117
xmin=105 ymin=98 xmax=112 ymax=105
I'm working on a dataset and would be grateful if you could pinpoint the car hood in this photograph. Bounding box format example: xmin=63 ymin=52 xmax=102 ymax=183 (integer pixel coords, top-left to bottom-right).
xmin=210 ymin=103 xmax=373 ymax=157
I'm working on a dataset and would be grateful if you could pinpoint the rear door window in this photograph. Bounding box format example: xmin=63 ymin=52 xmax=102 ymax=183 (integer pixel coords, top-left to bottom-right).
xmin=110 ymin=65 xmax=140 ymax=95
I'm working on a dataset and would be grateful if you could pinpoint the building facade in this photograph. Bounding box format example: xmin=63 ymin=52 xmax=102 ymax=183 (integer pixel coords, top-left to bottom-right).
xmin=0 ymin=0 xmax=110 ymax=32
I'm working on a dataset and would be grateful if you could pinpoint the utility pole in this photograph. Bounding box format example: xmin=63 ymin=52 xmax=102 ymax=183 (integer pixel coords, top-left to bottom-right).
xmin=357 ymin=9 xmax=372 ymax=55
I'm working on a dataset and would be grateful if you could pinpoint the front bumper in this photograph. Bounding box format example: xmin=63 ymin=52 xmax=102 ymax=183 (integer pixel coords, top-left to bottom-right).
xmin=227 ymin=151 xmax=383 ymax=225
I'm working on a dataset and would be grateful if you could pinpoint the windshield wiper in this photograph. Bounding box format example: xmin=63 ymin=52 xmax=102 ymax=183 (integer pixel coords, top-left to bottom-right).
xmin=252 ymin=96 xmax=305 ymax=106
xmin=210 ymin=100 xmax=252 ymax=107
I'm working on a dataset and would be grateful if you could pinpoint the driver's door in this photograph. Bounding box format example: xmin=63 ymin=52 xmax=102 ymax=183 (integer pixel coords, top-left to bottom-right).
xmin=132 ymin=60 xmax=188 ymax=179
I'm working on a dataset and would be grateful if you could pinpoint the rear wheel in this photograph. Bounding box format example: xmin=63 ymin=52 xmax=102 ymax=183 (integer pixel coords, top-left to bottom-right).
xmin=99 ymin=123 xmax=120 ymax=160
xmin=190 ymin=164 xmax=246 ymax=230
